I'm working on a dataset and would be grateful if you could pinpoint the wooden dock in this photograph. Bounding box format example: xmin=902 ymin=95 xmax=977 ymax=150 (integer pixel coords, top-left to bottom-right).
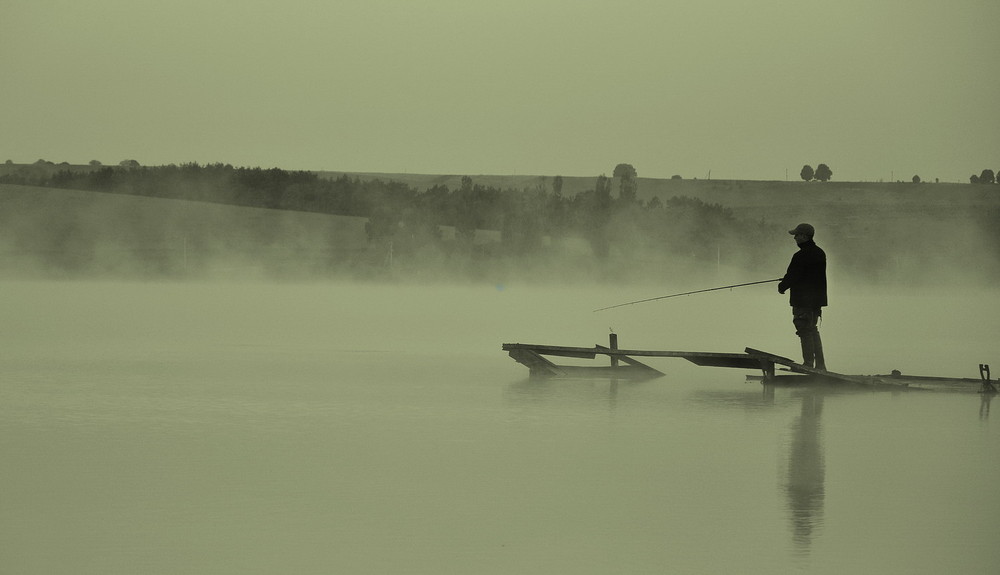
xmin=502 ymin=333 xmax=760 ymax=380
xmin=501 ymin=335 xmax=997 ymax=393
xmin=502 ymin=335 xmax=786 ymax=380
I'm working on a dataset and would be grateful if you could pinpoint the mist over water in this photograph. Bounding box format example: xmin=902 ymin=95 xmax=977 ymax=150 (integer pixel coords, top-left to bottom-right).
xmin=2 ymin=157 xmax=998 ymax=575
xmin=1 ymin=280 xmax=997 ymax=574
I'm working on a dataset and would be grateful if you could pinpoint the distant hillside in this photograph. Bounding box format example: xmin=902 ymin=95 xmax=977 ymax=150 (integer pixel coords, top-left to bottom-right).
xmin=320 ymin=170 xmax=1000 ymax=285
xmin=318 ymin=170 xmax=994 ymax=215
xmin=322 ymin=168 xmax=1000 ymax=230
xmin=3 ymin=163 xmax=999 ymax=284
xmin=0 ymin=184 xmax=369 ymax=279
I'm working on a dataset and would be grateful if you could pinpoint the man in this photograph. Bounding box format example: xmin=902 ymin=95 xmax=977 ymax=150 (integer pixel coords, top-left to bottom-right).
xmin=778 ymin=223 xmax=827 ymax=370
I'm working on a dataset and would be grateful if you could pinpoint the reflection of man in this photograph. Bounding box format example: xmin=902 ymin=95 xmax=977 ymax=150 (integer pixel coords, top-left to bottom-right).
xmin=787 ymin=392 xmax=825 ymax=554
xmin=778 ymin=223 xmax=827 ymax=370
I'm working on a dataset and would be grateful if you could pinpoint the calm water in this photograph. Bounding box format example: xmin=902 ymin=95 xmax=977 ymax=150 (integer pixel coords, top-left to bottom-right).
xmin=1 ymin=280 xmax=998 ymax=574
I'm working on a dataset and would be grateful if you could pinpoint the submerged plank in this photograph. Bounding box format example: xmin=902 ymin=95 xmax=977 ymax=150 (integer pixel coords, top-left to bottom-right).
xmin=554 ymin=364 xmax=665 ymax=380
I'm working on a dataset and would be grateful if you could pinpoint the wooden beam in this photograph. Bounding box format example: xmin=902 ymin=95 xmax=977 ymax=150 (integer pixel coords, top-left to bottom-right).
xmin=744 ymin=348 xmax=869 ymax=385
xmin=595 ymin=345 xmax=664 ymax=376
xmin=506 ymin=348 xmax=563 ymax=377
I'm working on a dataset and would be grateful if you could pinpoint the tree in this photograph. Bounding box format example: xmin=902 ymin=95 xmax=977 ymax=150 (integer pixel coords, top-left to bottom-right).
xmin=613 ymin=163 xmax=637 ymax=202
xmin=800 ymin=165 xmax=814 ymax=181
xmin=613 ymin=163 xmax=636 ymax=179
xmin=119 ymin=159 xmax=140 ymax=168
xmin=89 ymin=160 xmax=102 ymax=166
xmin=970 ymin=174 xmax=980 ymax=184
xmin=912 ymin=175 xmax=921 ymax=183
xmin=979 ymin=169 xmax=995 ymax=185
xmin=815 ymin=164 xmax=832 ymax=182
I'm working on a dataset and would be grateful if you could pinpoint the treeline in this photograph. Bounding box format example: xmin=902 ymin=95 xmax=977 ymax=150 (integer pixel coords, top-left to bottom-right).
xmin=0 ymin=162 xmax=779 ymax=280
xmin=970 ymin=169 xmax=998 ymax=184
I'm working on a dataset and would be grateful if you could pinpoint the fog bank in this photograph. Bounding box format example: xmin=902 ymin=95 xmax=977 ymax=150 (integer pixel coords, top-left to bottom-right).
xmin=1 ymin=182 xmax=997 ymax=288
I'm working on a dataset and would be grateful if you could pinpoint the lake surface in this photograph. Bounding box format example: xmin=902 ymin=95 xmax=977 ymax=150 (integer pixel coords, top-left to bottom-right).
xmin=1 ymin=280 xmax=998 ymax=574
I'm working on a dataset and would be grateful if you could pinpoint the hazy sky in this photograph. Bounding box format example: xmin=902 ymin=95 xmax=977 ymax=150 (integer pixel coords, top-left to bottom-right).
xmin=4 ymin=0 xmax=998 ymax=182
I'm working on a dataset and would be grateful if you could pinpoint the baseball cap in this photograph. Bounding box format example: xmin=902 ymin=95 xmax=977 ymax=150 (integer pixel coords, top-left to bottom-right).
xmin=788 ymin=223 xmax=815 ymax=236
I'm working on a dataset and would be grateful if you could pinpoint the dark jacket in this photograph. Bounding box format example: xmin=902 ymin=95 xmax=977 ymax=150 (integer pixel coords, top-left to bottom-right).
xmin=778 ymin=239 xmax=827 ymax=308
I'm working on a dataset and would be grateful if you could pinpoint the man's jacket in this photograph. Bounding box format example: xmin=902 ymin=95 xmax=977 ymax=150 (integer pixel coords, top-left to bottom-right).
xmin=778 ymin=240 xmax=827 ymax=308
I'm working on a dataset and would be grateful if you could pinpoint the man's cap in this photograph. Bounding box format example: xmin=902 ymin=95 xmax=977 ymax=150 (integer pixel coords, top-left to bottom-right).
xmin=788 ymin=223 xmax=815 ymax=236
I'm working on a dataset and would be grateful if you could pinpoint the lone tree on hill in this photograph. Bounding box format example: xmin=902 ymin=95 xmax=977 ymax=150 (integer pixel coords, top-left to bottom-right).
xmin=815 ymin=164 xmax=833 ymax=182
xmin=800 ymin=165 xmax=814 ymax=181
xmin=613 ymin=163 xmax=638 ymax=202
xmin=912 ymin=175 xmax=921 ymax=183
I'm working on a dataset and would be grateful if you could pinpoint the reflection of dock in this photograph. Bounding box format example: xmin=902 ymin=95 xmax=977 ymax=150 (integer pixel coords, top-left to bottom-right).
xmin=502 ymin=334 xmax=997 ymax=393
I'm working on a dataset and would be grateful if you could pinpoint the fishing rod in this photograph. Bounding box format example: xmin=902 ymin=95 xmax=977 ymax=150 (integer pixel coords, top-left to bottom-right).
xmin=593 ymin=278 xmax=782 ymax=312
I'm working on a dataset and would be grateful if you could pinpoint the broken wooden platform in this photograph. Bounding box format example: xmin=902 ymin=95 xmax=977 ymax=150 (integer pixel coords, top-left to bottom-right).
xmin=502 ymin=335 xmax=996 ymax=393
xmin=502 ymin=333 xmax=767 ymax=380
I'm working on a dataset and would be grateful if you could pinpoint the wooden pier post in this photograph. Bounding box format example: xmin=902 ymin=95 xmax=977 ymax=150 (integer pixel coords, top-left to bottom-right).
xmin=610 ymin=333 xmax=619 ymax=368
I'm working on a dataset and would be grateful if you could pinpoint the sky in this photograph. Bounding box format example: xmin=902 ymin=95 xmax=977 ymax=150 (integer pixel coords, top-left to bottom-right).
xmin=3 ymin=0 xmax=998 ymax=182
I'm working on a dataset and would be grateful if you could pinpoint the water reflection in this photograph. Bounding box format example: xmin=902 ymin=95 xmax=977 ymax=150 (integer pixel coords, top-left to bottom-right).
xmin=502 ymin=376 xmax=643 ymax=412
xmin=981 ymin=392 xmax=994 ymax=420
xmin=785 ymin=391 xmax=824 ymax=555
xmin=690 ymin=384 xmax=827 ymax=555
xmin=503 ymin=374 xmax=993 ymax=565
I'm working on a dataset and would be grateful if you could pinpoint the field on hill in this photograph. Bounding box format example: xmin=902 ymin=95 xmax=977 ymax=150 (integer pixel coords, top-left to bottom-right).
xmin=2 ymin=164 xmax=999 ymax=285
xmin=322 ymin=171 xmax=1000 ymax=285
xmin=0 ymin=184 xmax=369 ymax=279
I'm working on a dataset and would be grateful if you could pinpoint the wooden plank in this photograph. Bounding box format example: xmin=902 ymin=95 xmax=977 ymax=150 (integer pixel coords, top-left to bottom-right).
xmin=744 ymin=348 xmax=870 ymax=385
xmin=682 ymin=354 xmax=763 ymax=369
xmin=873 ymin=373 xmax=982 ymax=384
xmin=506 ymin=348 xmax=564 ymax=377
xmin=554 ymin=364 xmax=665 ymax=380
xmin=595 ymin=345 xmax=665 ymax=376
xmin=870 ymin=373 xmax=986 ymax=392
xmin=502 ymin=343 xmax=596 ymax=359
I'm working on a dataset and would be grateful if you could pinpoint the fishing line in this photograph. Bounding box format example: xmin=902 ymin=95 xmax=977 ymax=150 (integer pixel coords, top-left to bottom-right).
xmin=593 ymin=278 xmax=782 ymax=312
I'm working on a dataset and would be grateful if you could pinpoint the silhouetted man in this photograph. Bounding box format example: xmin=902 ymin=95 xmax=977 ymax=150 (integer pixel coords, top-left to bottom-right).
xmin=778 ymin=223 xmax=827 ymax=370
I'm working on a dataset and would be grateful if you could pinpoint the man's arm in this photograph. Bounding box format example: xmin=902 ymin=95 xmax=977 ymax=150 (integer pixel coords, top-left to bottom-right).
xmin=778 ymin=253 xmax=803 ymax=294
